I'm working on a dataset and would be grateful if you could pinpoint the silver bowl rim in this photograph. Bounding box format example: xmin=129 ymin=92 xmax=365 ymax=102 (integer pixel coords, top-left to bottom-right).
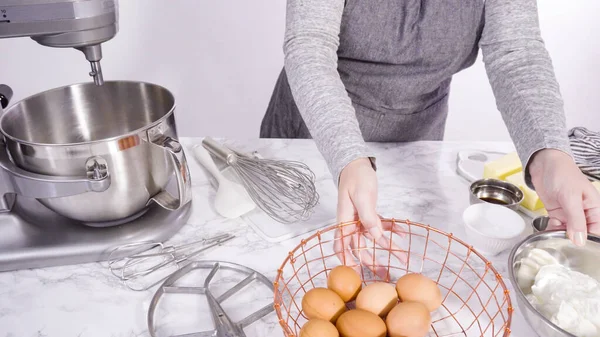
xmin=469 ymin=178 xmax=525 ymax=207
xmin=507 ymin=230 xmax=600 ymax=337
xmin=0 ymin=80 xmax=176 ymax=148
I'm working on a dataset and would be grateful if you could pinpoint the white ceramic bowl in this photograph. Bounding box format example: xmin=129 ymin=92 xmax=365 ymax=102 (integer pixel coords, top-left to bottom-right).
xmin=463 ymin=203 xmax=526 ymax=256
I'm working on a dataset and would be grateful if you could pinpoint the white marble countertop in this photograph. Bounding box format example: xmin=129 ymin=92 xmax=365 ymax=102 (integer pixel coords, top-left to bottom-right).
xmin=0 ymin=138 xmax=538 ymax=337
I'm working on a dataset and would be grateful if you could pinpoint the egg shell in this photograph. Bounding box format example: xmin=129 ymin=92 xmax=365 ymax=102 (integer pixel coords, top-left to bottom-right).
xmin=395 ymin=273 xmax=443 ymax=312
xmin=299 ymin=319 xmax=339 ymax=337
xmin=301 ymin=287 xmax=346 ymax=323
xmin=355 ymin=282 xmax=398 ymax=317
xmin=386 ymin=301 xmax=431 ymax=337
xmin=327 ymin=266 xmax=363 ymax=302
xmin=336 ymin=309 xmax=387 ymax=337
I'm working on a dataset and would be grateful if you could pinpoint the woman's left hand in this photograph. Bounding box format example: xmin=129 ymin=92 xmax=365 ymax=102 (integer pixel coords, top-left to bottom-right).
xmin=529 ymin=149 xmax=600 ymax=246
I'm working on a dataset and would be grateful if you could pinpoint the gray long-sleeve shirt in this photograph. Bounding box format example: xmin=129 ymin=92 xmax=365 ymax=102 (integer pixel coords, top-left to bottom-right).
xmin=281 ymin=0 xmax=572 ymax=187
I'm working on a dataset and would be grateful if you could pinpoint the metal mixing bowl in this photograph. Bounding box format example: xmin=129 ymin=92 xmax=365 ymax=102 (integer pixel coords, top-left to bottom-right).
xmin=508 ymin=231 xmax=600 ymax=337
xmin=469 ymin=178 xmax=524 ymax=211
xmin=0 ymin=81 xmax=192 ymax=225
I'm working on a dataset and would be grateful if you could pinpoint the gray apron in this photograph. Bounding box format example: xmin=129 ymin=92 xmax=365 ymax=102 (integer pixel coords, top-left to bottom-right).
xmin=260 ymin=0 xmax=485 ymax=142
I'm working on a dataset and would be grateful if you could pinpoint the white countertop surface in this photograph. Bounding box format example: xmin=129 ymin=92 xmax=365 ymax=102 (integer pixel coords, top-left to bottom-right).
xmin=0 ymin=138 xmax=538 ymax=337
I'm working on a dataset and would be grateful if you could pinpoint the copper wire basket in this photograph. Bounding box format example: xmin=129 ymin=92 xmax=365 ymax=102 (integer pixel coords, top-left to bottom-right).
xmin=274 ymin=219 xmax=513 ymax=337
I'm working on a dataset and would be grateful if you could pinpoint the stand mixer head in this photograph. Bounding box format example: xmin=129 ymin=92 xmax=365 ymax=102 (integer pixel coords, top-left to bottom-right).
xmin=0 ymin=0 xmax=118 ymax=85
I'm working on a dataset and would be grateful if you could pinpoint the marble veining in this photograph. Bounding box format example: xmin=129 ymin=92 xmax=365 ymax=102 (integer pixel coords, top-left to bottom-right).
xmin=0 ymin=138 xmax=537 ymax=336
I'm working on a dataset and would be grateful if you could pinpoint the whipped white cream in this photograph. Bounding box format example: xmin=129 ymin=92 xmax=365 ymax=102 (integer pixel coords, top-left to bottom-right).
xmin=517 ymin=248 xmax=560 ymax=289
xmin=521 ymin=249 xmax=600 ymax=337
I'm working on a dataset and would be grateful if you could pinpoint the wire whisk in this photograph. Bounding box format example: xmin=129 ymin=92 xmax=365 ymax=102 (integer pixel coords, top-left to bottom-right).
xmin=107 ymin=233 xmax=235 ymax=291
xmin=202 ymin=137 xmax=319 ymax=224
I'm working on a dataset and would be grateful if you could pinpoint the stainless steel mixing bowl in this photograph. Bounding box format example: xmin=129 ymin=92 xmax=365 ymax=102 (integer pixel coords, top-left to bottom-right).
xmin=508 ymin=231 xmax=600 ymax=337
xmin=0 ymin=81 xmax=192 ymax=225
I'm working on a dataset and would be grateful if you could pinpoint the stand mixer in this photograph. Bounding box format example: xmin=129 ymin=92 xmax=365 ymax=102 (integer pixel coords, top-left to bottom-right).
xmin=0 ymin=0 xmax=193 ymax=272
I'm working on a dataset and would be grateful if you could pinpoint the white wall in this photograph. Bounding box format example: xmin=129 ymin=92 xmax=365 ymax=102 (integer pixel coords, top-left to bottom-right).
xmin=447 ymin=0 xmax=600 ymax=141
xmin=0 ymin=0 xmax=598 ymax=141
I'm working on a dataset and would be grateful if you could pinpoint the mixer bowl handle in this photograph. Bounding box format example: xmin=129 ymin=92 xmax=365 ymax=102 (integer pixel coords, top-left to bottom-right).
xmin=147 ymin=134 xmax=192 ymax=211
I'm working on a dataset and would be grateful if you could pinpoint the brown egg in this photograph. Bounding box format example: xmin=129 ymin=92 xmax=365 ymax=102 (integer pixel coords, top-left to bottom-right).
xmin=395 ymin=273 xmax=443 ymax=312
xmin=336 ymin=309 xmax=387 ymax=337
xmin=327 ymin=265 xmax=363 ymax=302
xmin=355 ymin=282 xmax=398 ymax=317
xmin=299 ymin=319 xmax=339 ymax=337
xmin=386 ymin=301 xmax=431 ymax=337
xmin=302 ymin=287 xmax=346 ymax=323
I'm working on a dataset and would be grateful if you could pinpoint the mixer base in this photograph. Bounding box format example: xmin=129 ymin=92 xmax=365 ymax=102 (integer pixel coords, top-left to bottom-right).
xmin=0 ymin=195 xmax=192 ymax=272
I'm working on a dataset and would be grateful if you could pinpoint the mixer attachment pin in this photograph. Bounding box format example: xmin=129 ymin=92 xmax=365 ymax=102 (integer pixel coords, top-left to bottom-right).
xmin=89 ymin=61 xmax=104 ymax=85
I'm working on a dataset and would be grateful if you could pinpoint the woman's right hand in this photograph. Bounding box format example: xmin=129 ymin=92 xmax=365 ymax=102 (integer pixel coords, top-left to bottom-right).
xmin=334 ymin=158 xmax=407 ymax=281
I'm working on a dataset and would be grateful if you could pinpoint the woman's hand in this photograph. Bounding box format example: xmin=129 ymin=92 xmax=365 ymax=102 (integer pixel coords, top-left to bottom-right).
xmin=334 ymin=158 xmax=407 ymax=280
xmin=529 ymin=149 xmax=600 ymax=246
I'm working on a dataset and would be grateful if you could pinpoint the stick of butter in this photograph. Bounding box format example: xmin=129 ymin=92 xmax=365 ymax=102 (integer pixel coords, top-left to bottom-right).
xmin=505 ymin=172 xmax=545 ymax=211
xmin=483 ymin=152 xmax=523 ymax=180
